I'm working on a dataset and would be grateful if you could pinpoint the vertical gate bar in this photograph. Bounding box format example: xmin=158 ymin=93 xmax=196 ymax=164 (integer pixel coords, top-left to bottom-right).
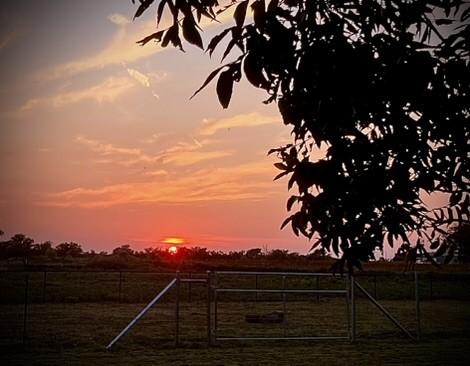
xmin=207 ymin=271 xmax=212 ymax=346
xmin=42 ymin=271 xmax=47 ymax=303
xmin=351 ymin=275 xmax=356 ymax=342
xmin=415 ymin=271 xmax=421 ymax=341
xmin=175 ymin=271 xmax=180 ymax=347
xmin=23 ymin=273 xmax=29 ymax=345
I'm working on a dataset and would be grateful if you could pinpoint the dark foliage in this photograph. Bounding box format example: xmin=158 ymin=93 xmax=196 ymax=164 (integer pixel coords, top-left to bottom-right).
xmin=55 ymin=242 xmax=83 ymax=257
xmin=131 ymin=0 xmax=470 ymax=272
xmin=434 ymin=223 xmax=470 ymax=263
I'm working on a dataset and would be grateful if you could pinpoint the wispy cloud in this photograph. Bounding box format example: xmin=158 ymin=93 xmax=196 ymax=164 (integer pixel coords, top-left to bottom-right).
xmin=126 ymin=67 xmax=151 ymax=87
xmin=125 ymin=66 xmax=166 ymax=99
xmin=41 ymin=21 xmax=159 ymax=81
xmin=76 ymin=136 xmax=232 ymax=167
xmin=200 ymin=112 xmax=278 ymax=136
xmin=37 ymin=161 xmax=277 ymax=208
xmin=21 ymin=76 xmax=135 ymax=111
xmin=41 ymin=10 xmax=234 ymax=81
xmin=108 ymin=13 xmax=131 ymax=26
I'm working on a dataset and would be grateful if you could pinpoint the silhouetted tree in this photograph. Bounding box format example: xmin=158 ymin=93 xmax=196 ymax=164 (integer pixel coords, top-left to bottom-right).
xmin=33 ymin=241 xmax=53 ymax=256
xmin=55 ymin=242 xmax=83 ymax=257
xmin=246 ymin=248 xmax=263 ymax=258
xmin=268 ymin=249 xmax=290 ymax=259
xmin=112 ymin=244 xmax=135 ymax=257
xmin=0 ymin=234 xmax=35 ymax=264
xmin=133 ymin=0 xmax=470 ymax=271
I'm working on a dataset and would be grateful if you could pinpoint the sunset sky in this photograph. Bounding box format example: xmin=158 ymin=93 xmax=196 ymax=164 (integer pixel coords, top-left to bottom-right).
xmin=0 ymin=0 xmax=317 ymax=253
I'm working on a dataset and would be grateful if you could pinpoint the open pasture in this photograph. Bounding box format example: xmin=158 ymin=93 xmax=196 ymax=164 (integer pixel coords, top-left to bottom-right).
xmin=1 ymin=271 xmax=469 ymax=365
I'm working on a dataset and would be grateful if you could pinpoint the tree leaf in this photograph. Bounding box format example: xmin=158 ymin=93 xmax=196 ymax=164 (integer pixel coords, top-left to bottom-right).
xmin=137 ymin=30 xmax=164 ymax=46
xmin=190 ymin=66 xmax=224 ymax=99
xmin=243 ymin=52 xmax=269 ymax=88
xmin=216 ymin=69 xmax=234 ymax=108
xmin=274 ymin=162 xmax=288 ymax=170
xmin=161 ymin=24 xmax=179 ymax=48
xmin=251 ymin=0 xmax=266 ymax=25
xmin=287 ymin=195 xmax=297 ymax=211
xmin=182 ymin=15 xmax=204 ymax=49
xmin=134 ymin=0 xmax=155 ymax=19
xmin=206 ymin=28 xmax=231 ymax=57
xmin=273 ymin=171 xmax=289 ymax=180
xmin=156 ymin=0 xmax=167 ymax=25
xmin=221 ymin=37 xmax=238 ymax=61
xmin=280 ymin=215 xmax=293 ymax=230
xmin=234 ymin=0 xmax=249 ymax=28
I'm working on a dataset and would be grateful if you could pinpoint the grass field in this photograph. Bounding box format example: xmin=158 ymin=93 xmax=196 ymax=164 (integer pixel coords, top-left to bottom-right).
xmin=1 ymin=271 xmax=469 ymax=365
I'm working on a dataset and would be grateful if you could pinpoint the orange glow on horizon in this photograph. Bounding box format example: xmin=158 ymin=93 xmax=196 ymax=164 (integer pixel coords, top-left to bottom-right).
xmin=162 ymin=237 xmax=186 ymax=245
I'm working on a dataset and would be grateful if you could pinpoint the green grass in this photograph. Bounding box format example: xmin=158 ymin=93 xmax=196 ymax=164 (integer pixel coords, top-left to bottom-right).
xmin=1 ymin=271 xmax=469 ymax=365
xmin=1 ymin=299 xmax=469 ymax=365
xmin=1 ymin=271 xmax=469 ymax=305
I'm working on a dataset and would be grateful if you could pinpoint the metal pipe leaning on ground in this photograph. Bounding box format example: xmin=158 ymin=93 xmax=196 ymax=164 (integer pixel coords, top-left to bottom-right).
xmin=106 ymin=278 xmax=177 ymax=350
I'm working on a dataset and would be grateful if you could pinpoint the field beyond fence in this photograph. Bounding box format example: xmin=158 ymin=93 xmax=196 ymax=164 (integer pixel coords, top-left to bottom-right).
xmin=1 ymin=270 xmax=470 ymax=365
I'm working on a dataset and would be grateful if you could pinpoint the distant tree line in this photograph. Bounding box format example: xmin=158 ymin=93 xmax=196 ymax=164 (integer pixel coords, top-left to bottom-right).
xmin=0 ymin=230 xmax=333 ymax=265
xmin=1 ymin=226 xmax=468 ymax=266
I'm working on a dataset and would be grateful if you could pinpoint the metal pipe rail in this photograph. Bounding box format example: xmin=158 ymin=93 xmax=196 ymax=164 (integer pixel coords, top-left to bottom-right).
xmin=214 ymin=271 xmax=341 ymax=277
xmin=106 ymin=278 xmax=177 ymax=350
xmin=216 ymin=336 xmax=350 ymax=341
xmin=354 ymin=279 xmax=415 ymax=340
xmin=210 ymin=271 xmax=351 ymax=344
xmin=215 ymin=288 xmax=347 ymax=295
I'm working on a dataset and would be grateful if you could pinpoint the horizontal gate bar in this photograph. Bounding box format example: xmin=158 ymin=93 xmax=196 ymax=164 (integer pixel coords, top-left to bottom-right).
xmin=214 ymin=271 xmax=340 ymax=277
xmin=216 ymin=336 xmax=350 ymax=341
xmin=215 ymin=288 xmax=347 ymax=294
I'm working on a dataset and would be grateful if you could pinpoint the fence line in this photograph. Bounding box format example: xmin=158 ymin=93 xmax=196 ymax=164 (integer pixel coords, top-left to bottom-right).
xmin=1 ymin=270 xmax=469 ymax=347
xmin=1 ymin=270 xmax=470 ymax=305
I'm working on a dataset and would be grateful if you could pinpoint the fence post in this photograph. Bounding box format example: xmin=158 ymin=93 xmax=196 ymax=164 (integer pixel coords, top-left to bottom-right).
xmin=316 ymin=276 xmax=320 ymax=301
xmin=346 ymin=274 xmax=351 ymax=341
xmin=282 ymin=275 xmax=287 ymax=336
xmin=207 ymin=271 xmax=212 ymax=347
xmin=42 ymin=271 xmax=47 ymax=303
xmin=175 ymin=271 xmax=180 ymax=347
xmin=23 ymin=273 xmax=29 ymax=345
xmin=351 ymin=275 xmax=356 ymax=342
xmin=118 ymin=271 xmax=123 ymax=303
xmin=415 ymin=272 xmax=421 ymax=341
xmin=429 ymin=272 xmax=433 ymax=301
xmin=373 ymin=274 xmax=377 ymax=299
xmin=188 ymin=272 xmax=192 ymax=303
xmin=255 ymin=274 xmax=259 ymax=302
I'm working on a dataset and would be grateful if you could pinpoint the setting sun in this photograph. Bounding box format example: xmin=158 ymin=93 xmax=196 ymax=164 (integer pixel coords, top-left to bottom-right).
xmin=168 ymin=246 xmax=178 ymax=254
